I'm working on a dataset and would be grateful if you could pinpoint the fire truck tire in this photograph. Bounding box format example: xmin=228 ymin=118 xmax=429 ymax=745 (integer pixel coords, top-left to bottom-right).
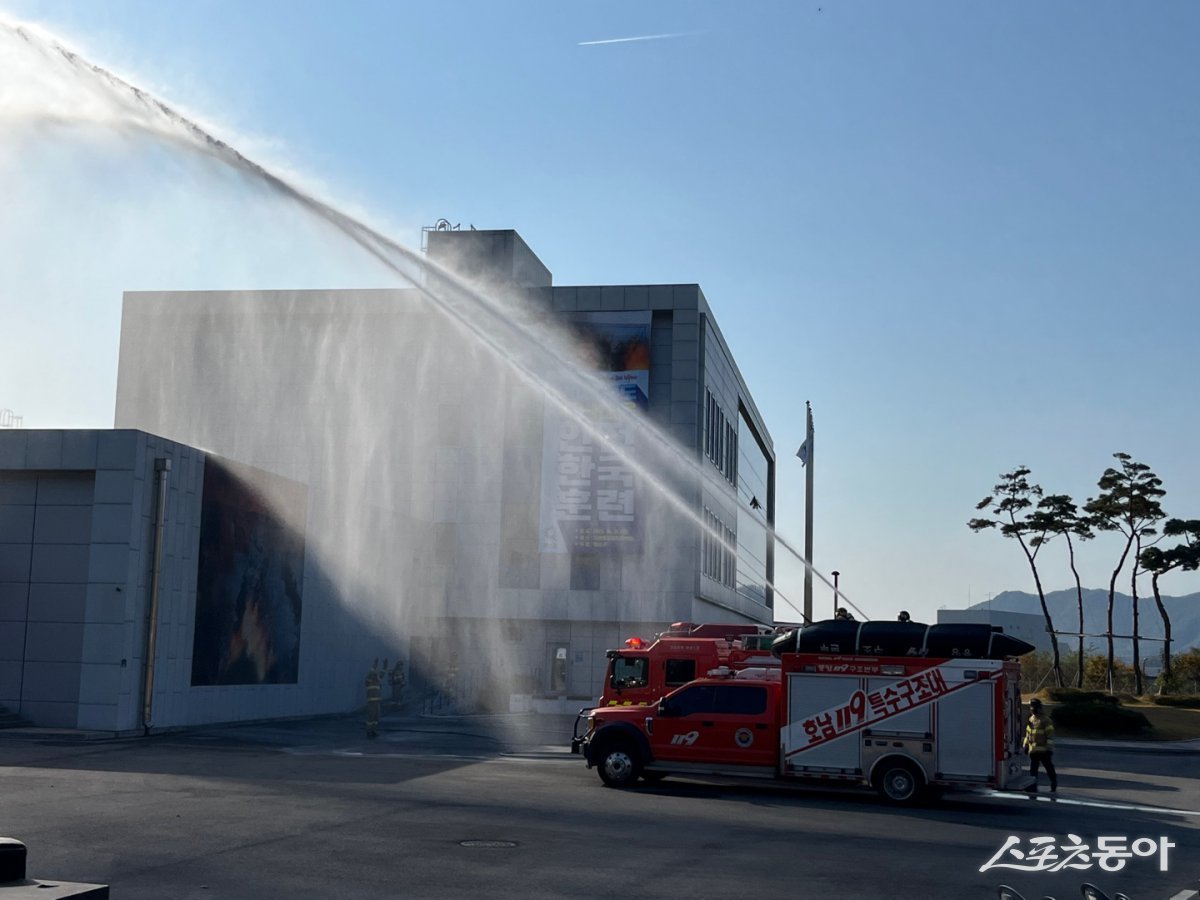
xmin=873 ymin=758 xmax=926 ymax=805
xmin=596 ymin=742 xmax=643 ymax=788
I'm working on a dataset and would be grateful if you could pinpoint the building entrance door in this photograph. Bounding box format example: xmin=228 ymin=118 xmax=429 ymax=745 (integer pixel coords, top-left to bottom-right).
xmin=546 ymin=643 xmax=568 ymax=695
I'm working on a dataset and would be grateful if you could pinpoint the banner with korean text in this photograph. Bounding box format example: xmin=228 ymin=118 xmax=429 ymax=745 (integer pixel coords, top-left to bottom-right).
xmin=539 ymin=312 xmax=650 ymax=555
xmin=784 ymin=661 xmax=973 ymax=758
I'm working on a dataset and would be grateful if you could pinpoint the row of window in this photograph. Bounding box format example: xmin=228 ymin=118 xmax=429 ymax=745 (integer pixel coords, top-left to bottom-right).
xmin=704 ymin=389 xmax=737 ymax=484
xmin=736 ymin=409 xmax=772 ymax=610
xmin=663 ymin=683 xmax=767 ymax=717
xmin=610 ymin=656 xmax=697 ymax=690
xmin=701 ymin=507 xmax=736 ymax=588
xmin=610 ymin=660 xmax=767 ymax=715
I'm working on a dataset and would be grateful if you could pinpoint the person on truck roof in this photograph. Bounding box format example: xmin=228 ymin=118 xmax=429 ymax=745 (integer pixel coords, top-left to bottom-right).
xmin=834 ymin=607 xmax=855 ymax=621
xmin=897 ymin=610 xmax=911 ymax=622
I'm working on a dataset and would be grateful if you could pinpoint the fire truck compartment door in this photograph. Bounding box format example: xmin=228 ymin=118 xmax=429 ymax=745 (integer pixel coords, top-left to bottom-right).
xmin=935 ymin=680 xmax=994 ymax=778
xmin=865 ymin=677 xmax=931 ymax=736
xmin=784 ymin=675 xmax=861 ymax=770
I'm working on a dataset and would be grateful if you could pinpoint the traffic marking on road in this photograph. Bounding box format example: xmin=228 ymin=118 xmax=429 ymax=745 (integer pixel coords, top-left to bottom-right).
xmin=984 ymin=790 xmax=1200 ymax=819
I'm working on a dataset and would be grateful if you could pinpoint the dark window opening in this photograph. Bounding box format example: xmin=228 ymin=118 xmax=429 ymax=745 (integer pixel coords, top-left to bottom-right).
xmin=669 ymin=684 xmax=715 ymax=717
xmin=665 ymin=658 xmax=696 ymax=686
xmin=714 ymin=685 xmax=768 ymax=715
xmin=704 ymin=389 xmax=737 ymax=485
xmin=611 ymin=656 xmax=649 ymax=690
xmin=570 ymin=552 xmax=601 ymax=590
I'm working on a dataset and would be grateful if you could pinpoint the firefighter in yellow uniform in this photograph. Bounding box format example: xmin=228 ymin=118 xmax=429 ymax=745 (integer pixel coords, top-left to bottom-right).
xmin=1022 ymin=698 xmax=1057 ymax=793
xmin=365 ymin=664 xmax=383 ymax=739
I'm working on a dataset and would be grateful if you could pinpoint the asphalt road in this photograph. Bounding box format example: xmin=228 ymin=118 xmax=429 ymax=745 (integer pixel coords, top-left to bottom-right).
xmin=1 ymin=713 xmax=1198 ymax=900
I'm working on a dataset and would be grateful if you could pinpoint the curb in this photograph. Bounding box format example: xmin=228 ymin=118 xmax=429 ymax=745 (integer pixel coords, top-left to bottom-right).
xmin=0 ymin=727 xmax=121 ymax=743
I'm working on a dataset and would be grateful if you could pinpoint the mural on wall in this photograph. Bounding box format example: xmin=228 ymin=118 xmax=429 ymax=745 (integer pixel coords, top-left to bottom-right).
xmin=539 ymin=311 xmax=650 ymax=555
xmin=191 ymin=457 xmax=307 ymax=686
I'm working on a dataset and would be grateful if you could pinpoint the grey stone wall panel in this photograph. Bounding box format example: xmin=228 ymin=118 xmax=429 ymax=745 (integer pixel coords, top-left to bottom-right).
xmin=23 ymin=622 xmax=85 ymax=663
xmin=19 ymin=660 xmax=82 ymax=703
xmin=24 ymin=431 xmax=63 ymax=468
xmin=0 ymin=504 xmax=34 ymax=542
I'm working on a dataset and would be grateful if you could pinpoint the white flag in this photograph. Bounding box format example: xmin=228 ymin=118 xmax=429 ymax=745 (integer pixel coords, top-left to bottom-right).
xmin=796 ymin=440 xmax=808 ymax=466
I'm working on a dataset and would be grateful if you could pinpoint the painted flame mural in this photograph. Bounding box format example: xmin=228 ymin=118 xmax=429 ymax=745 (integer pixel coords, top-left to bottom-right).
xmin=191 ymin=458 xmax=306 ymax=686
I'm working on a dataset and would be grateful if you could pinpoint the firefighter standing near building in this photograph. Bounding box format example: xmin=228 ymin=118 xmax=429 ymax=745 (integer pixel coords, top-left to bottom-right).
xmin=365 ymin=662 xmax=383 ymax=739
xmin=1023 ymin=698 xmax=1057 ymax=793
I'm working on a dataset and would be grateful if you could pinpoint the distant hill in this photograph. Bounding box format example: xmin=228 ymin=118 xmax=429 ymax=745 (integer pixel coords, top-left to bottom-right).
xmin=970 ymin=589 xmax=1200 ymax=658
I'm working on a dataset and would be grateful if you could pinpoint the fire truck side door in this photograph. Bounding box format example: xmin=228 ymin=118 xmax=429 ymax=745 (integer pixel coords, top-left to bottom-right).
xmin=708 ymin=684 xmax=775 ymax=767
xmin=649 ymin=684 xmax=716 ymax=763
xmin=649 ymin=683 xmax=775 ymax=768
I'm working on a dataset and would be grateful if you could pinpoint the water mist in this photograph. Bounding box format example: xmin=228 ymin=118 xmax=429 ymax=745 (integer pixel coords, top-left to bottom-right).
xmin=1 ymin=18 xmax=859 ymax=736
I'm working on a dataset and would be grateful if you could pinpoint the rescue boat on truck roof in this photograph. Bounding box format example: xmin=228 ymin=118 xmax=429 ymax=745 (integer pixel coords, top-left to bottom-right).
xmin=770 ymin=619 xmax=1035 ymax=660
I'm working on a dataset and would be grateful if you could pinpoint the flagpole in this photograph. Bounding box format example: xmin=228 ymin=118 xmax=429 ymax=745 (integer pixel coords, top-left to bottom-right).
xmin=803 ymin=401 xmax=814 ymax=623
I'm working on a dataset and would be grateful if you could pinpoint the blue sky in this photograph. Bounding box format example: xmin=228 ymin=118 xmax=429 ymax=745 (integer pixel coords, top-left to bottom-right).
xmin=3 ymin=0 xmax=1199 ymax=624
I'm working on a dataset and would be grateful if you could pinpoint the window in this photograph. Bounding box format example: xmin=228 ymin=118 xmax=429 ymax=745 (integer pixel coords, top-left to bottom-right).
xmin=611 ymin=656 xmax=649 ymax=690
xmin=667 ymin=684 xmax=715 ymax=717
xmin=570 ymin=552 xmax=601 ymax=590
xmin=665 ymin=658 xmax=696 ymax=686
xmin=714 ymin=685 xmax=767 ymax=715
xmin=704 ymin=389 xmax=737 ymax=485
xmin=736 ymin=409 xmax=772 ymax=608
xmin=702 ymin=507 xmax=736 ymax=588
xmin=725 ymin=421 xmax=737 ymax=483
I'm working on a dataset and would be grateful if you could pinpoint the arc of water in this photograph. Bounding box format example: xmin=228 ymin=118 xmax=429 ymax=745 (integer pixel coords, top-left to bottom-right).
xmin=1 ymin=18 xmax=868 ymax=622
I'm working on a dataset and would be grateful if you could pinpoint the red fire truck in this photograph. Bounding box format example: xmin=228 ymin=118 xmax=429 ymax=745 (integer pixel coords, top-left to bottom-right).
xmin=574 ymin=622 xmax=1035 ymax=804
xmin=596 ymin=621 xmax=781 ymax=708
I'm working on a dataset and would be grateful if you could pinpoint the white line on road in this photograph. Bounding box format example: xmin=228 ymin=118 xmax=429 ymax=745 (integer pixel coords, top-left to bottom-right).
xmin=983 ymin=790 xmax=1200 ymax=819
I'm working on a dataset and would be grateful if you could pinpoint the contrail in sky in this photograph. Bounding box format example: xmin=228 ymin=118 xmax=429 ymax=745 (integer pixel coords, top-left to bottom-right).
xmin=578 ymin=31 xmax=700 ymax=46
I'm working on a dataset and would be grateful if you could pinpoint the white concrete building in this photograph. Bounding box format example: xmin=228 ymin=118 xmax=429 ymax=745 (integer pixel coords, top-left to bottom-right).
xmin=936 ymin=608 xmax=1057 ymax=655
xmin=0 ymin=230 xmax=777 ymax=728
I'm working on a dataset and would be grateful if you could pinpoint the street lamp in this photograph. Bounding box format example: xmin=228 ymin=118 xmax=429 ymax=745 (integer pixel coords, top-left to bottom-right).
xmin=831 ymin=570 xmax=840 ymax=618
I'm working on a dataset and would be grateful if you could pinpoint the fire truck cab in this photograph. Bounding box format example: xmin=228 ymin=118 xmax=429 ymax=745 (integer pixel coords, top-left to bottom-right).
xmin=598 ymin=622 xmax=779 ymax=709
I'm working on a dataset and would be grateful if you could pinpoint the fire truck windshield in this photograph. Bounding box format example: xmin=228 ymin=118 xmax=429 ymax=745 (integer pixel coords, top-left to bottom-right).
xmin=611 ymin=656 xmax=648 ymax=690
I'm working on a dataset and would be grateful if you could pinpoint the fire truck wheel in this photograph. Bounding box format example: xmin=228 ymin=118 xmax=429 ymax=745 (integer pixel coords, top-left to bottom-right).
xmin=597 ymin=742 xmax=642 ymax=788
xmin=873 ymin=758 xmax=926 ymax=805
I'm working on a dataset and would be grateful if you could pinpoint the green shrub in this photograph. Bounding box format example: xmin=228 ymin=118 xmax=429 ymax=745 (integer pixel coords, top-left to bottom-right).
xmin=1149 ymin=694 xmax=1200 ymax=709
xmin=1154 ymin=671 xmax=1182 ymax=695
xmin=1050 ymin=702 xmax=1150 ymax=734
xmin=1045 ymin=688 xmax=1119 ymax=705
